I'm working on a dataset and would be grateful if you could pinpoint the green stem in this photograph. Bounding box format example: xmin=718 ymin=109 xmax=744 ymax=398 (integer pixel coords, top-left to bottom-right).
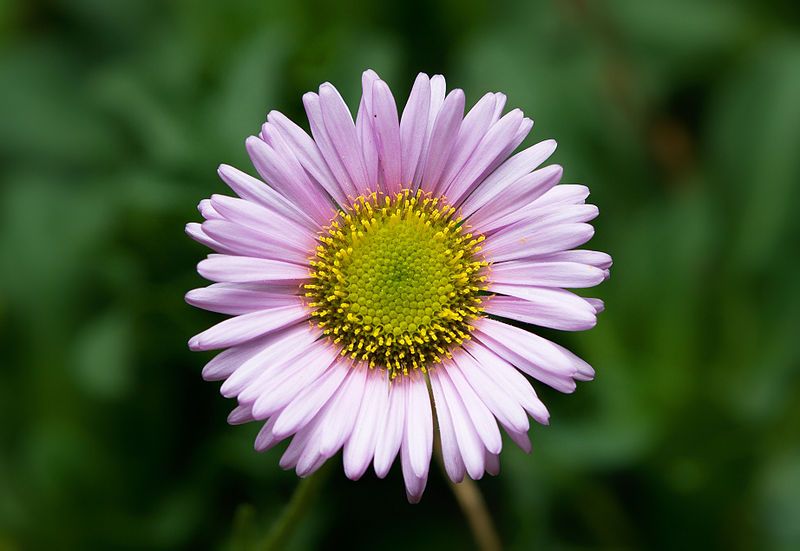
xmin=434 ymin=447 xmax=503 ymax=551
xmin=426 ymin=373 xmax=502 ymax=551
xmin=259 ymin=464 xmax=331 ymax=551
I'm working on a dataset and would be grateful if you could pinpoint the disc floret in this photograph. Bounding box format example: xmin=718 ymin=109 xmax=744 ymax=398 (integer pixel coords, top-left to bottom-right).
xmin=304 ymin=189 xmax=488 ymax=378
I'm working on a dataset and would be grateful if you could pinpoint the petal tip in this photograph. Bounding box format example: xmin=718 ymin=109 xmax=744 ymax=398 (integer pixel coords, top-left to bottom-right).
xmin=362 ymin=68 xmax=380 ymax=80
xmin=187 ymin=336 xmax=203 ymax=351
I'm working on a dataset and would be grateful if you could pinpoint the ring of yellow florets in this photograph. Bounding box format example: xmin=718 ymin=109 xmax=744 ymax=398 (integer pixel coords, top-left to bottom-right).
xmin=304 ymin=189 xmax=488 ymax=379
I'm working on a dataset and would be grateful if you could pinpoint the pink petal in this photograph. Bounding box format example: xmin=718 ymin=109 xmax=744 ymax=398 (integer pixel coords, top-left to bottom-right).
xmin=219 ymin=324 xmax=319 ymax=398
xmin=467 ymin=165 xmax=563 ymax=233
xmin=451 ymin=349 xmax=529 ymax=434
xmin=443 ymin=360 xmax=502 ymax=454
xmin=533 ymin=184 xmax=590 ymax=207
xmin=188 ymin=303 xmax=309 ymax=351
xmin=482 ymin=222 xmax=595 ymax=262
xmin=401 ymin=433 xmax=428 ymax=504
xmin=265 ymin=110 xmax=349 ymax=206
xmin=316 ymin=365 xmax=369 ymax=456
xmin=404 ymin=375 xmax=433 ymax=478
xmin=446 ymin=109 xmax=525 ymax=205
xmin=185 ymin=283 xmax=301 ymax=315
xmin=197 ymin=254 xmax=309 ymax=283
xmin=200 ymin=327 xmax=307 ymax=382
xmin=485 ymin=450 xmax=500 ymax=476
xmin=486 ymin=286 xmax=598 ymax=331
xmin=202 ymin=347 xmax=247 ymax=381
xmin=245 ymin=136 xmax=335 ymax=226
xmin=201 ymin=220 xmax=310 ymax=264
xmin=209 ymin=194 xmax=314 ymax=252
xmin=227 ymin=404 xmax=253 ymax=425
xmin=261 ymin=122 xmax=339 ymax=220
xmin=488 ymin=203 xmax=599 ymax=238
xmin=303 ymin=92 xmax=359 ymax=199
xmin=428 ymin=76 xmax=447 ymax=123
xmin=248 ymin=342 xmax=338 ymax=418
xmin=527 ymin=249 xmax=613 ymax=270
xmin=198 ymin=199 xmax=221 ymax=220
xmin=279 ymin=424 xmax=314 ymax=468
xmin=374 ymin=377 xmax=407 ymax=478
xmin=474 ymin=318 xmax=577 ymax=393
xmin=469 ymin=114 xmax=534 ymax=196
xmin=549 ymin=339 xmax=596 ymax=382
xmin=464 ymin=340 xmax=550 ymax=425
xmin=433 ymin=366 xmax=486 ymax=480
xmin=491 ymin=93 xmax=507 ymax=123
xmin=297 ymin=450 xmax=331 ymax=479
xmin=217 ymin=164 xmax=317 ymax=231
xmin=371 ymin=79 xmax=402 ymax=194
xmin=437 ymin=93 xmax=497 ymax=195
xmin=400 ymin=73 xmax=431 ymax=187
xmin=585 ymin=297 xmax=605 ymax=313
xmin=461 ymin=139 xmax=557 ymax=218
xmin=420 ymin=89 xmax=464 ymax=195
xmin=412 ymin=74 xmax=447 ymax=189
xmin=463 ymin=115 xmax=535 ymax=208
xmin=254 ymin=417 xmax=282 ymax=452
xmin=343 ymin=368 xmax=389 ymax=480
xmin=284 ymin=366 xmax=367 ymax=476
xmin=506 ymin=427 xmax=532 ymax=453
xmin=185 ymin=222 xmax=235 ymax=255
xmin=505 ymin=117 xmax=534 ymax=158
xmin=293 ymin=422 xmax=329 ymax=477
xmin=356 ymin=70 xmax=381 ymax=192
xmin=290 ymin=402 xmax=350 ymax=476
xmin=271 ymin=360 xmax=350 ymax=439
xmin=490 ymin=261 xmax=606 ymax=289
xmin=430 ymin=370 xmax=466 ymax=482
xmin=319 ymin=83 xmax=371 ymax=195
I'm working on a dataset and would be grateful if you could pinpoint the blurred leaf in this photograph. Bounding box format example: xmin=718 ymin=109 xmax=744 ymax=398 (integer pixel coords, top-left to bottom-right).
xmin=708 ymin=37 xmax=800 ymax=269
xmin=0 ymin=44 xmax=118 ymax=166
xmin=90 ymin=69 xmax=194 ymax=166
xmin=207 ymin=27 xmax=289 ymax=162
xmin=225 ymin=504 xmax=259 ymax=551
xmin=609 ymin=0 xmax=749 ymax=62
xmin=71 ymin=310 xmax=133 ymax=400
xmin=758 ymin=449 xmax=800 ymax=549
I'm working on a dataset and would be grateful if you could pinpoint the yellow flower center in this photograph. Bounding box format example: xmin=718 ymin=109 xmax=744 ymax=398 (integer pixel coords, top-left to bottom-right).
xmin=304 ymin=189 xmax=488 ymax=378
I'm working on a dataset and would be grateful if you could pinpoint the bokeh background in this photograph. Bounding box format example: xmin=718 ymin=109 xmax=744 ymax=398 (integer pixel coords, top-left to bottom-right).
xmin=2 ymin=0 xmax=799 ymax=549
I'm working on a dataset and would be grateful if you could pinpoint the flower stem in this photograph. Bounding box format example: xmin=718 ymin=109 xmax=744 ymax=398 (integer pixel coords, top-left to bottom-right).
xmin=432 ymin=440 xmax=502 ymax=550
xmin=426 ymin=373 xmax=502 ymax=550
xmin=259 ymin=464 xmax=331 ymax=551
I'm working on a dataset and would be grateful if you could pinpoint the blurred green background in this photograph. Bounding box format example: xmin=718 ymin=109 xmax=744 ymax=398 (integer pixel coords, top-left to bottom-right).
xmin=1 ymin=0 xmax=799 ymax=549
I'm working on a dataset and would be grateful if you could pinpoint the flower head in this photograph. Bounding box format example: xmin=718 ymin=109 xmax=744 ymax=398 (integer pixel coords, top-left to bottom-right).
xmin=186 ymin=70 xmax=611 ymax=502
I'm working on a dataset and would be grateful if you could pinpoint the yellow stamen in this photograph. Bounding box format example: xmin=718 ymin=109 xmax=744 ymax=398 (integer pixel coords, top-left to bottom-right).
xmin=304 ymin=189 xmax=488 ymax=378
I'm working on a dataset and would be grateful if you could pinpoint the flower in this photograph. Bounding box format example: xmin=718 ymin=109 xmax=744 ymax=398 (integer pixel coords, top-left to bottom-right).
xmin=186 ymin=69 xmax=611 ymax=502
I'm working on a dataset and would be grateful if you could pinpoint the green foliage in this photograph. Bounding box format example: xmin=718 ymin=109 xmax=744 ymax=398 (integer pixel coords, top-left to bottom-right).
xmin=1 ymin=0 xmax=798 ymax=549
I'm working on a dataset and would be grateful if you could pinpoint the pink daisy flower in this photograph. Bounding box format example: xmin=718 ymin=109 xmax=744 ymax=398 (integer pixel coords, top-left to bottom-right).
xmin=186 ymin=69 xmax=611 ymax=502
